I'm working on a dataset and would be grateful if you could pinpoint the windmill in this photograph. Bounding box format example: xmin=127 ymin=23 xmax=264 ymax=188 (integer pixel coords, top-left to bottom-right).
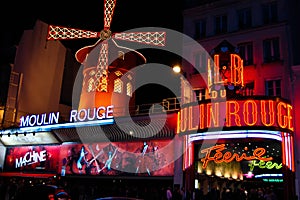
xmin=46 ymin=0 xmax=166 ymax=114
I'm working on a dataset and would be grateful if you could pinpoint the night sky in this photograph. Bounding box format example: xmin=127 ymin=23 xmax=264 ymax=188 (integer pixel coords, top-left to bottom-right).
xmin=0 ymin=0 xmax=184 ymax=105
xmin=0 ymin=0 xmax=183 ymax=49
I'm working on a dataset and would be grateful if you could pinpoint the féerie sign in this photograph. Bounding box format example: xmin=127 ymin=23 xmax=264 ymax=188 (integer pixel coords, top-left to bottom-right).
xmin=200 ymin=144 xmax=273 ymax=169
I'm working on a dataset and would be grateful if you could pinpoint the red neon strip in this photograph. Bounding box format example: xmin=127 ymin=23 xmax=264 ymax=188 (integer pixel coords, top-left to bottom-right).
xmin=287 ymin=134 xmax=291 ymax=170
xmin=291 ymin=135 xmax=295 ymax=172
xmin=285 ymin=133 xmax=289 ymax=168
xmin=281 ymin=132 xmax=286 ymax=166
xmin=176 ymin=111 xmax=180 ymax=134
xmin=189 ymin=142 xmax=194 ymax=167
xmin=183 ymin=136 xmax=189 ymax=170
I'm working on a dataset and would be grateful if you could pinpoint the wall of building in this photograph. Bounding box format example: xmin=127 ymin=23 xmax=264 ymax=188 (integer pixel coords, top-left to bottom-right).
xmin=291 ymin=65 xmax=300 ymax=198
xmin=183 ymin=0 xmax=293 ymax=99
xmin=13 ymin=20 xmax=66 ymax=119
xmin=182 ymin=0 xmax=298 ymax=198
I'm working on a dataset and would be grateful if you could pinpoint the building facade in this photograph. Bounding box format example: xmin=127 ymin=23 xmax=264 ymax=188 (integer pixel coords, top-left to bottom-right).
xmin=181 ymin=0 xmax=299 ymax=199
xmin=0 ymin=0 xmax=299 ymax=199
xmin=0 ymin=19 xmax=181 ymax=199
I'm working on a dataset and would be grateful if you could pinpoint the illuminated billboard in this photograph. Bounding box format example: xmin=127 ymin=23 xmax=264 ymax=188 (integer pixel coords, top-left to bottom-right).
xmin=4 ymin=145 xmax=60 ymax=173
xmin=195 ymin=140 xmax=283 ymax=180
xmin=3 ymin=140 xmax=174 ymax=177
xmin=59 ymin=140 xmax=174 ymax=177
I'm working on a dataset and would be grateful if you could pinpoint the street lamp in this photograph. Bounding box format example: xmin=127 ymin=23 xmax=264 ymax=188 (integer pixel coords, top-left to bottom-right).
xmin=173 ymin=65 xmax=181 ymax=74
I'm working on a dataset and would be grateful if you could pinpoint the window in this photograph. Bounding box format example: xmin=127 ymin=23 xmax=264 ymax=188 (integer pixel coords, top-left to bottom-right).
xmin=214 ymin=15 xmax=227 ymax=34
xmin=241 ymin=81 xmax=254 ymax=96
xmin=265 ymin=79 xmax=281 ymax=97
xmin=238 ymin=42 xmax=253 ymax=66
xmin=114 ymin=78 xmax=123 ymax=93
xmin=118 ymin=51 xmax=125 ymax=60
xmin=194 ymin=52 xmax=207 ymax=73
xmin=126 ymin=82 xmax=132 ymax=96
xmin=193 ymin=88 xmax=206 ymax=101
xmin=115 ymin=70 xmax=123 ymax=77
xmin=262 ymin=1 xmax=278 ymax=24
xmin=182 ymin=79 xmax=194 ymax=104
xmin=263 ymin=37 xmax=280 ymax=63
xmin=194 ymin=19 xmax=206 ymax=39
xmin=87 ymin=78 xmax=95 ymax=92
xmin=237 ymin=8 xmax=252 ymax=29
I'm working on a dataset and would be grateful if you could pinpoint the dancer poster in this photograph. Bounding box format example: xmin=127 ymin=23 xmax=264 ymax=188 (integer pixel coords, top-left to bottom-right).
xmin=59 ymin=140 xmax=174 ymax=176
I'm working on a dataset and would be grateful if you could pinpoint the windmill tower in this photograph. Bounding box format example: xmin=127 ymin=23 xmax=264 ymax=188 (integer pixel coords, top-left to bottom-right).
xmin=46 ymin=0 xmax=166 ymax=116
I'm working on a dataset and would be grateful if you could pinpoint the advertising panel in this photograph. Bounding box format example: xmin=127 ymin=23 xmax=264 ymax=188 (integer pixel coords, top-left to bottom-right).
xmin=4 ymin=145 xmax=60 ymax=173
xmin=3 ymin=139 xmax=174 ymax=177
xmin=195 ymin=140 xmax=283 ymax=181
xmin=59 ymin=140 xmax=174 ymax=177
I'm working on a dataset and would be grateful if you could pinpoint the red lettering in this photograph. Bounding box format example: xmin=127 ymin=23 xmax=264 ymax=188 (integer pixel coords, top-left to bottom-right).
xmin=243 ymin=100 xmax=257 ymax=126
xmin=287 ymin=104 xmax=294 ymax=131
xmin=261 ymin=100 xmax=275 ymax=126
xmin=200 ymin=145 xmax=225 ymax=168
xmin=178 ymin=99 xmax=294 ymax=133
xmin=277 ymin=102 xmax=288 ymax=129
xmin=200 ymin=144 xmax=272 ymax=169
xmin=226 ymin=101 xmax=241 ymax=127
xmin=207 ymin=103 xmax=219 ymax=128
xmin=180 ymin=108 xmax=188 ymax=132
xmin=199 ymin=104 xmax=205 ymax=129
xmin=253 ymin=148 xmax=272 ymax=161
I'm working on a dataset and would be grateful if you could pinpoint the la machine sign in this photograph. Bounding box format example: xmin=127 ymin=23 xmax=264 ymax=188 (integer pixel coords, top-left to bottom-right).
xmin=178 ymin=98 xmax=294 ymax=133
xmin=19 ymin=105 xmax=114 ymax=127
xmin=15 ymin=149 xmax=47 ymax=168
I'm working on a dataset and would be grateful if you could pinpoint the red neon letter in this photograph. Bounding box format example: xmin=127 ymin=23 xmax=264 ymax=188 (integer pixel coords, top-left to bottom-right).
xmin=226 ymin=101 xmax=241 ymax=127
xmin=243 ymin=100 xmax=257 ymax=126
xmin=180 ymin=108 xmax=188 ymax=132
xmin=287 ymin=104 xmax=294 ymax=131
xmin=277 ymin=102 xmax=288 ymax=129
xmin=207 ymin=103 xmax=219 ymax=128
xmin=199 ymin=104 xmax=205 ymax=129
xmin=260 ymin=100 xmax=275 ymax=127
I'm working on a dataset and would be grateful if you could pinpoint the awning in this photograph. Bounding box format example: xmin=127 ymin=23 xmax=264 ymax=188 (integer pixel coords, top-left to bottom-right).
xmin=53 ymin=113 xmax=177 ymax=143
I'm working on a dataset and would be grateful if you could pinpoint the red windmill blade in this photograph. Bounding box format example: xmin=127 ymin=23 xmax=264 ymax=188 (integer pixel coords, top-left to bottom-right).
xmin=46 ymin=0 xmax=166 ymax=92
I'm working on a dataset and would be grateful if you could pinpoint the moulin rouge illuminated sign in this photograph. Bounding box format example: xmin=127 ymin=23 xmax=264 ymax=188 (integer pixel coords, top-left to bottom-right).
xmin=179 ymin=99 xmax=294 ymax=133
xmin=20 ymin=105 xmax=114 ymax=127
xmin=179 ymin=48 xmax=294 ymax=133
xmin=200 ymin=144 xmax=273 ymax=169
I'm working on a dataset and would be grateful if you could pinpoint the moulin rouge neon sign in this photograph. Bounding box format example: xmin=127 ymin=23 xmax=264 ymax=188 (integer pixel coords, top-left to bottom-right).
xmin=179 ymin=99 xmax=294 ymax=133
xmin=179 ymin=51 xmax=294 ymax=133
xmin=20 ymin=105 xmax=114 ymax=127
xmin=200 ymin=144 xmax=273 ymax=169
